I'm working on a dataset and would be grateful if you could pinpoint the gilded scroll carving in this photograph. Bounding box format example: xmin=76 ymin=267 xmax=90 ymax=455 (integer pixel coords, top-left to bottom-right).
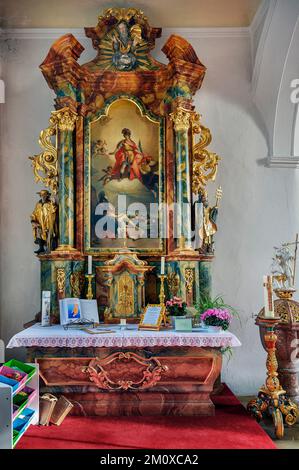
xmin=185 ymin=268 xmax=194 ymax=294
xmin=29 ymin=114 xmax=58 ymax=194
xmin=167 ymin=272 xmax=180 ymax=297
xmin=56 ymin=267 xmax=66 ymax=297
xmin=70 ymin=271 xmax=85 ymax=298
xmin=191 ymin=113 xmax=220 ymax=198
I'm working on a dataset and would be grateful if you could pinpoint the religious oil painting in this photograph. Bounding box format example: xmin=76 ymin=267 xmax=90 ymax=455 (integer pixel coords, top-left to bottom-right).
xmin=86 ymin=97 xmax=164 ymax=253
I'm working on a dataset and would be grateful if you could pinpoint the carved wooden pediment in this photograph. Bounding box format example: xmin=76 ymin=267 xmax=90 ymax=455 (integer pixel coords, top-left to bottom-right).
xmin=39 ymin=8 xmax=206 ymax=116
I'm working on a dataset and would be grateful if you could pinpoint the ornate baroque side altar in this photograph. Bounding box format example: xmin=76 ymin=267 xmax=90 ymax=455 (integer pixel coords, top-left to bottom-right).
xmin=25 ymin=7 xmax=228 ymax=416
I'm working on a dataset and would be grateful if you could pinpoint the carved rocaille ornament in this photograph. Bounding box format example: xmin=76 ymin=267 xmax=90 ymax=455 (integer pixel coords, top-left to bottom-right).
xmin=29 ymin=107 xmax=78 ymax=196
xmin=29 ymin=114 xmax=58 ymax=194
xmin=83 ymin=352 xmax=168 ymax=391
xmin=191 ymin=113 xmax=220 ymax=198
xmin=98 ymin=7 xmax=149 ymax=25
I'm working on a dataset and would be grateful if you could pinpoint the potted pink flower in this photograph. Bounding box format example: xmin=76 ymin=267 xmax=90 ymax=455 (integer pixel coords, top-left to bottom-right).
xmin=200 ymin=308 xmax=233 ymax=331
xmin=195 ymin=295 xmax=237 ymax=332
xmin=166 ymin=297 xmax=187 ymax=327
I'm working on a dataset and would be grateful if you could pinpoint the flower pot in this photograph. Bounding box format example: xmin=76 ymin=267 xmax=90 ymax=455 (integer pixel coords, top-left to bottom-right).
xmin=205 ymin=325 xmax=222 ymax=333
xmin=170 ymin=315 xmax=186 ymax=328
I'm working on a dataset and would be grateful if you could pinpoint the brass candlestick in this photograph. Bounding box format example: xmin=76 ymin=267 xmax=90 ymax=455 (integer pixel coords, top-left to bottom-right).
xmin=247 ymin=317 xmax=298 ymax=439
xmin=159 ymin=274 xmax=166 ymax=305
xmin=85 ymin=274 xmax=95 ymax=300
xmin=159 ymin=274 xmax=168 ymax=326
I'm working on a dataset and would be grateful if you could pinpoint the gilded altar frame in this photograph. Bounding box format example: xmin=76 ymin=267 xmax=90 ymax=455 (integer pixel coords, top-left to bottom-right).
xmin=84 ymin=94 xmax=165 ymax=255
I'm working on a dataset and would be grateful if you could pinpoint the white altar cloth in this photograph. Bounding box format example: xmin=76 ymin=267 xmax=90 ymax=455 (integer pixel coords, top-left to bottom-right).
xmin=7 ymin=324 xmax=241 ymax=349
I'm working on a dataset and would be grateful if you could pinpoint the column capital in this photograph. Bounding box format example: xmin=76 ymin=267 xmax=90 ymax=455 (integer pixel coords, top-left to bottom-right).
xmin=52 ymin=107 xmax=78 ymax=132
xmin=170 ymin=107 xmax=192 ymax=132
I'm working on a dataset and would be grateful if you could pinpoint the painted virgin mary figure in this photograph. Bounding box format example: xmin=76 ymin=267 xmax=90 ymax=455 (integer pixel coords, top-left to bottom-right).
xmin=111 ymin=22 xmax=137 ymax=71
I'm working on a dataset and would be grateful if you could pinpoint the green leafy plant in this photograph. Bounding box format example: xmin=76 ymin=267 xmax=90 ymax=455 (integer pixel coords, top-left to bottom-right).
xmin=194 ymin=294 xmax=240 ymax=331
xmin=195 ymin=294 xmax=239 ymax=319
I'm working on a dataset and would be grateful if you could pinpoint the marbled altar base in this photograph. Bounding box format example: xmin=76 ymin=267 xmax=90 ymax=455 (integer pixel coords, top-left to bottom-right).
xmin=8 ymin=325 xmax=240 ymax=416
xmin=28 ymin=346 xmax=222 ymax=416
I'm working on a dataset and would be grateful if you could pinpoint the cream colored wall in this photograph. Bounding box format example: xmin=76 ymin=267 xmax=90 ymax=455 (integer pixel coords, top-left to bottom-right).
xmin=3 ymin=0 xmax=261 ymax=28
xmin=1 ymin=30 xmax=298 ymax=394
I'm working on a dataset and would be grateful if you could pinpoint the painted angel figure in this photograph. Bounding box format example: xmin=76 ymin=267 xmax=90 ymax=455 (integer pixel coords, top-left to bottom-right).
xmin=271 ymin=245 xmax=295 ymax=289
xmin=93 ymin=139 xmax=108 ymax=157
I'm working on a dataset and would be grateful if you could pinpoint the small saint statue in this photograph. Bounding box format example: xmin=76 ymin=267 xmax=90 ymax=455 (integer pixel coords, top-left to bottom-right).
xmin=31 ymin=189 xmax=58 ymax=254
xmin=271 ymin=235 xmax=298 ymax=295
xmin=199 ymin=187 xmax=222 ymax=253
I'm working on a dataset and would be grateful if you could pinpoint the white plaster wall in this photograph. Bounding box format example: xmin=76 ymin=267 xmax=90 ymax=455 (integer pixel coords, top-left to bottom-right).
xmin=1 ymin=31 xmax=298 ymax=394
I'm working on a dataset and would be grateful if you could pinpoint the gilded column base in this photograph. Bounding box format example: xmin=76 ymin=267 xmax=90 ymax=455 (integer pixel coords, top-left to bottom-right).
xmin=53 ymin=244 xmax=81 ymax=254
xmin=171 ymin=247 xmax=200 ymax=257
xmin=247 ymin=387 xmax=298 ymax=439
xmin=171 ymin=236 xmax=199 ymax=258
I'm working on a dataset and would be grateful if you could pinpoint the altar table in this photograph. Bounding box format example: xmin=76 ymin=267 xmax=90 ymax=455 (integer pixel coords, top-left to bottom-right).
xmin=8 ymin=324 xmax=241 ymax=417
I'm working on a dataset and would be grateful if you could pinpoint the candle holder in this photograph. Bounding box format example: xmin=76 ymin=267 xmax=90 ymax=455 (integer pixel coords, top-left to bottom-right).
xmin=247 ymin=317 xmax=298 ymax=439
xmin=85 ymin=274 xmax=95 ymax=300
xmin=159 ymin=274 xmax=168 ymax=326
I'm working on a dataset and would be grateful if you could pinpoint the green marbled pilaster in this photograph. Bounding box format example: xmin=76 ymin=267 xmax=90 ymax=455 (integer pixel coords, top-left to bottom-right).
xmin=58 ymin=129 xmax=75 ymax=247
xmin=172 ymin=113 xmax=193 ymax=249
xmin=198 ymin=262 xmax=212 ymax=299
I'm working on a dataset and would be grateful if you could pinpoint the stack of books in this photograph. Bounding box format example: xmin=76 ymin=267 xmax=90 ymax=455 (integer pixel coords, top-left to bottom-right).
xmin=39 ymin=394 xmax=74 ymax=426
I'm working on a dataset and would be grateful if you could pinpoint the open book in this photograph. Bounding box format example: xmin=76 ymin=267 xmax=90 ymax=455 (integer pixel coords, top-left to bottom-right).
xmin=59 ymin=298 xmax=99 ymax=325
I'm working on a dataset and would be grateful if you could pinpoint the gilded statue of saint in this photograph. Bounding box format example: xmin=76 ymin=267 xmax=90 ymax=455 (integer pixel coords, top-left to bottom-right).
xmin=199 ymin=187 xmax=222 ymax=253
xmin=31 ymin=190 xmax=58 ymax=254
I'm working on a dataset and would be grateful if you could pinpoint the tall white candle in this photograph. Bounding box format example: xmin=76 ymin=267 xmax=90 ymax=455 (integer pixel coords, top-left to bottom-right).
xmin=88 ymin=255 xmax=93 ymax=275
xmin=161 ymin=256 xmax=165 ymax=275
xmin=263 ymin=275 xmax=274 ymax=318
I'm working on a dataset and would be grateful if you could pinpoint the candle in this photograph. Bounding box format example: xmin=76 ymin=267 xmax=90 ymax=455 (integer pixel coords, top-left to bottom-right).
xmin=161 ymin=256 xmax=165 ymax=275
xmin=263 ymin=275 xmax=274 ymax=318
xmin=88 ymin=255 xmax=93 ymax=275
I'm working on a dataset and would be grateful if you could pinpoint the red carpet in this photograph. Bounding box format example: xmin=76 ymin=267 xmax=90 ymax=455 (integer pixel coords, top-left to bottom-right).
xmin=16 ymin=385 xmax=276 ymax=449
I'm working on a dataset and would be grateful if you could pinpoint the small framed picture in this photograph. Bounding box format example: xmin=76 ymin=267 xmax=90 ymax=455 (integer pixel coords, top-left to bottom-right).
xmin=139 ymin=304 xmax=165 ymax=331
xmin=41 ymin=291 xmax=51 ymax=327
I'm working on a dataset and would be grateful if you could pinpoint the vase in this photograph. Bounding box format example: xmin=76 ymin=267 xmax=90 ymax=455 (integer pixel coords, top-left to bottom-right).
xmin=170 ymin=315 xmax=186 ymax=328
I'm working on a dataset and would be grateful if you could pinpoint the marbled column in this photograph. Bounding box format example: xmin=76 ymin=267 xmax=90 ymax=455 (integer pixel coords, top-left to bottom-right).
xmin=52 ymin=107 xmax=77 ymax=251
xmin=199 ymin=262 xmax=212 ymax=299
xmin=170 ymin=107 xmax=193 ymax=250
